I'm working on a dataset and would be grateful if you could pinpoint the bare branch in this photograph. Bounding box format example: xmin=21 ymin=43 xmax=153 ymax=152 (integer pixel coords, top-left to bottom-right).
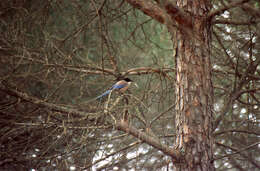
xmin=208 ymin=0 xmax=250 ymax=18
xmin=214 ymin=129 xmax=260 ymax=136
xmin=125 ymin=0 xmax=193 ymax=30
xmin=115 ymin=120 xmax=181 ymax=161
xmin=125 ymin=0 xmax=170 ymax=24
xmin=0 ymin=81 xmax=93 ymax=117
xmin=83 ymin=141 xmax=141 ymax=170
xmin=214 ymin=141 xmax=260 ymax=163
xmin=122 ymin=67 xmax=174 ymax=76
xmin=213 ymin=19 xmax=256 ymax=25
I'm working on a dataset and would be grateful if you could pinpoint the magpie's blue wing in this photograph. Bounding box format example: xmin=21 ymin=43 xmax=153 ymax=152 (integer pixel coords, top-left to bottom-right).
xmin=111 ymin=83 xmax=126 ymax=89
xmin=96 ymin=82 xmax=126 ymax=100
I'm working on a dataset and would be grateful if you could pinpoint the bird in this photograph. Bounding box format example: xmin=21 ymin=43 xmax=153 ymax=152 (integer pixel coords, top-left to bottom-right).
xmin=96 ymin=78 xmax=133 ymax=100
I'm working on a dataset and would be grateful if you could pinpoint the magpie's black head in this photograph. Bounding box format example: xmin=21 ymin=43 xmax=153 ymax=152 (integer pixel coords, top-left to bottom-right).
xmin=123 ymin=78 xmax=132 ymax=82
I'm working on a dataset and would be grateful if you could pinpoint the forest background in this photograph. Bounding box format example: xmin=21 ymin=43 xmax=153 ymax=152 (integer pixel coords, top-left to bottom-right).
xmin=0 ymin=0 xmax=260 ymax=170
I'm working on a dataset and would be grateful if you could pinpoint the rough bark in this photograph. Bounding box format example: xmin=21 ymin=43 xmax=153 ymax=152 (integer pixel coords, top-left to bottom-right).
xmin=172 ymin=0 xmax=215 ymax=170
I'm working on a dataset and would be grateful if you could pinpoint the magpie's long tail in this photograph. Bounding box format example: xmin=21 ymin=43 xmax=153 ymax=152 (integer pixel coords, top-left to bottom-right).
xmin=78 ymin=90 xmax=112 ymax=105
xmin=95 ymin=90 xmax=112 ymax=100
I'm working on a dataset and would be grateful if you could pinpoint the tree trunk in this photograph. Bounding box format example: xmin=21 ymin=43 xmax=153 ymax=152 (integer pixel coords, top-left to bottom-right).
xmin=172 ymin=0 xmax=215 ymax=170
